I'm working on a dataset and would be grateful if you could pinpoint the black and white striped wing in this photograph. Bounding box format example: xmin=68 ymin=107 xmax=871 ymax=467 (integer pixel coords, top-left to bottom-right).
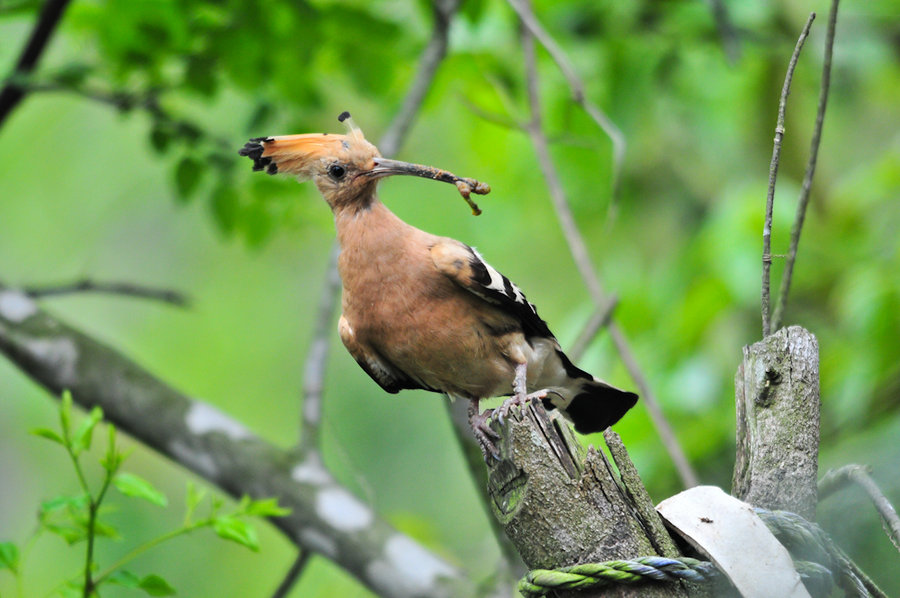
xmin=430 ymin=240 xmax=554 ymax=339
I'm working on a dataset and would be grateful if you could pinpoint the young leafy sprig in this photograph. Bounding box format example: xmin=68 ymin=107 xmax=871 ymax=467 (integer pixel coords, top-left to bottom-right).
xmin=0 ymin=391 xmax=289 ymax=597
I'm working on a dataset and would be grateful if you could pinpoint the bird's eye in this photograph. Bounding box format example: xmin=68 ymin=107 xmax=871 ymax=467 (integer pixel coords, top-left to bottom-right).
xmin=328 ymin=164 xmax=346 ymax=180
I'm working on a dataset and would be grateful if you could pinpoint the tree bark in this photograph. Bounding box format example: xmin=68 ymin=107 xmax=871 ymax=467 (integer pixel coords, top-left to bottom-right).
xmin=733 ymin=326 xmax=820 ymax=520
xmin=0 ymin=286 xmax=470 ymax=598
xmin=488 ymin=401 xmax=697 ymax=597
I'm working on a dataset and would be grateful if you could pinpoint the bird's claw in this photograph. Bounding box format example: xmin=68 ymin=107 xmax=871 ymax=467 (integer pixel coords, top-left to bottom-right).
xmin=495 ymin=389 xmax=549 ymax=425
xmin=469 ymin=406 xmax=501 ymax=461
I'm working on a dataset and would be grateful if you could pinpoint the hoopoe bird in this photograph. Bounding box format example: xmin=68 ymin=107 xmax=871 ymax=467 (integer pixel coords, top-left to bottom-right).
xmin=240 ymin=112 xmax=637 ymax=459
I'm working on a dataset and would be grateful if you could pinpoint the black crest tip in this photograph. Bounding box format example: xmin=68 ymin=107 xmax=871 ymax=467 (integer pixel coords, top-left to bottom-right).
xmin=337 ymin=111 xmax=351 ymax=123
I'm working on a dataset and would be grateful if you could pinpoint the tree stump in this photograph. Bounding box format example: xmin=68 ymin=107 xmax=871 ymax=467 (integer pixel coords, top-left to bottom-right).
xmin=733 ymin=326 xmax=820 ymax=520
xmin=488 ymin=402 xmax=697 ymax=597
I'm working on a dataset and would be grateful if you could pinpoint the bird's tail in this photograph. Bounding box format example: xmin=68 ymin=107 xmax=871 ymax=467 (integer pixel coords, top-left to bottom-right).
xmin=546 ymin=350 xmax=638 ymax=434
xmin=559 ymin=377 xmax=638 ymax=434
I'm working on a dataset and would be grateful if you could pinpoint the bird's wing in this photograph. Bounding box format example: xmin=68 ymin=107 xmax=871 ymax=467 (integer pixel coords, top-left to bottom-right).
xmin=430 ymin=240 xmax=554 ymax=340
xmin=338 ymin=315 xmax=434 ymax=394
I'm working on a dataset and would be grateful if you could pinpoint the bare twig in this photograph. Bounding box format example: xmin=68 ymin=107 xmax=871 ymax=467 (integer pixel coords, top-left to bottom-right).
xmin=22 ymin=80 xmax=233 ymax=154
xmin=24 ymin=279 xmax=189 ymax=307
xmin=298 ymin=243 xmax=341 ymax=453
xmin=771 ymin=0 xmax=840 ymax=332
xmin=506 ymin=0 xmax=626 ymax=203
xmin=519 ymin=6 xmax=698 ymax=488
xmin=819 ymin=464 xmax=900 ymax=554
xmin=270 ymin=551 xmax=312 ymax=598
xmin=569 ymin=294 xmax=617 ymax=362
xmin=761 ymin=12 xmax=816 ymax=338
xmin=457 ymin=96 xmax=523 ymax=132
xmin=0 ymin=0 xmax=72 ymax=128
xmin=704 ymin=0 xmax=741 ymax=63
xmin=378 ymin=0 xmax=461 ymax=158
xmin=297 ymin=0 xmax=463 ymax=452
xmin=285 ymin=2 xmax=476 ymax=594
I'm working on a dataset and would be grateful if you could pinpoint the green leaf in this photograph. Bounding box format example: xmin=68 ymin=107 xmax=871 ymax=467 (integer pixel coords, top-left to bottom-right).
xmin=40 ymin=493 xmax=89 ymax=515
xmin=106 ymin=569 xmax=140 ymax=588
xmin=175 ymin=156 xmax=203 ymax=202
xmin=114 ymin=473 xmax=168 ymax=507
xmin=100 ymin=424 xmax=124 ymax=472
xmin=31 ymin=427 xmax=65 ymax=445
xmin=138 ymin=574 xmax=176 ymax=596
xmin=59 ymin=390 xmax=73 ymax=437
xmin=210 ymin=184 xmax=238 ymax=233
xmin=43 ymin=522 xmax=87 ymax=545
xmin=213 ymin=516 xmax=258 ymax=551
xmin=0 ymin=541 xmax=19 ymax=573
xmin=184 ymin=482 xmax=207 ymax=524
xmin=72 ymin=406 xmax=103 ymax=456
xmin=93 ymin=518 xmax=121 ymax=540
xmin=150 ymin=124 xmax=172 ymax=153
xmin=243 ymin=497 xmax=291 ymax=518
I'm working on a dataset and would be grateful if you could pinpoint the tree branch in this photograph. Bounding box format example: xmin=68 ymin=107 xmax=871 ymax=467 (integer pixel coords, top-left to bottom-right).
xmin=704 ymin=0 xmax=741 ymax=64
xmin=507 ymin=0 xmax=625 ymax=203
xmin=568 ymin=294 xmax=618 ymax=362
xmin=761 ymin=12 xmax=816 ymax=338
xmin=819 ymin=464 xmax=900 ymax=555
xmin=270 ymin=551 xmax=312 ymax=598
xmin=378 ymin=0 xmax=461 ymax=159
xmin=0 ymin=285 xmax=469 ymax=598
xmin=771 ymin=0 xmax=840 ymax=332
xmin=297 ymin=243 xmax=341 ymax=454
xmin=0 ymin=0 xmax=72 ymax=128
xmin=24 ymin=279 xmax=189 ymax=308
xmin=518 ymin=4 xmax=698 ymax=489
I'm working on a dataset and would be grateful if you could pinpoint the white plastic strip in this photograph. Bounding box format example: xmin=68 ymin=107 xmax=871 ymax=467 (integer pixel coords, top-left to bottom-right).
xmin=656 ymin=486 xmax=811 ymax=598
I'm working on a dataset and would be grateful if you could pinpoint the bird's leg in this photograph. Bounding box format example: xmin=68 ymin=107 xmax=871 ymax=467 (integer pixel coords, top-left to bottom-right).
xmin=496 ymin=362 xmax=548 ymax=424
xmin=468 ymin=399 xmax=500 ymax=461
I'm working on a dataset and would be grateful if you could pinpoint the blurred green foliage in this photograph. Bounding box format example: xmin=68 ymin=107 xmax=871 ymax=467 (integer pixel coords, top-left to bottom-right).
xmin=1 ymin=0 xmax=898 ymax=596
xmin=2 ymin=392 xmax=287 ymax=597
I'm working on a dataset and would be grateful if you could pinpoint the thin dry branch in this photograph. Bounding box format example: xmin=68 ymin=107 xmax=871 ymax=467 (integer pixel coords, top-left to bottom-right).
xmin=24 ymin=279 xmax=189 ymax=308
xmin=298 ymin=243 xmax=341 ymax=453
xmin=819 ymin=464 xmax=900 ymax=555
xmin=506 ymin=0 xmax=625 ymax=203
xmin=270 ymin=551 xmax=312 ymax=598
xmin=771 ymin=0 xmax=840 ymax=332
xmin=297 ymin=0 xmax=462 ymax=451
xmin=378 ymin=0 xmax=460 ymax=158
xmin=285 ymin=1 xmax=471 ymax=593
xmin=569 ymin=294 xmax=618 ymax=362
xmin=0 ymin=0 xmax=72 ymax=127
xmin=761 ymin=12 xmax=816 ymax=338
xmin=705 ymin=0 xmax=741 ymax=63
xmin=519 ymin=6 xmax=698 ymax=488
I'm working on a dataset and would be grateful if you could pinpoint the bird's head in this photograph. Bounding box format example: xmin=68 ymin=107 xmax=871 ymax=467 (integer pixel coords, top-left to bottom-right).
xmin=240 ymin=112 xmax=490 ymax=213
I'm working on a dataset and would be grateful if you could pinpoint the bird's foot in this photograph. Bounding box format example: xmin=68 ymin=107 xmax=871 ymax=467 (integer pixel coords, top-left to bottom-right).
xmin=468 ymin=402 xmax=501 ymax=461
xmin=496 ymin=389 xmax=548 ymax=425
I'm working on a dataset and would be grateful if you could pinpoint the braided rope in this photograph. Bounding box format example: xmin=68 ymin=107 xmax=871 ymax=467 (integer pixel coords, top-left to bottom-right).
xmin=517 ymin=509 xmax=868 ymax=598
xmin=518 ymin=557 xmax=718 ymax=597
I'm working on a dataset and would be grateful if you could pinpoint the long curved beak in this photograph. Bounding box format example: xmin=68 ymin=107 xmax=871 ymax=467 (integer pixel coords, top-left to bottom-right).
xmin=367 ymin=157 xmax=490 ymax=215
xmin=369 ymin=157 xmax=490 ymax=193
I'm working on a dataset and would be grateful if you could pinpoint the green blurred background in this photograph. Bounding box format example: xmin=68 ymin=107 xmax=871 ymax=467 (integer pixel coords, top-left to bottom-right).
xmin=1 ymin=0 xmax=898 ymax=595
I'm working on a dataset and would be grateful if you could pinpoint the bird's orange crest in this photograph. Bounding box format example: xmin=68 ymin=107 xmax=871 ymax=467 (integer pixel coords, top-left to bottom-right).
xmin=239 ymin=111 xmax=379 ymax=180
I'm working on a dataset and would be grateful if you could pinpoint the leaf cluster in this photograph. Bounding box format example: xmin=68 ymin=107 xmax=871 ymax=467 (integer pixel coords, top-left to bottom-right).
xmin=0 ymin=392 xmax=289 ymax=597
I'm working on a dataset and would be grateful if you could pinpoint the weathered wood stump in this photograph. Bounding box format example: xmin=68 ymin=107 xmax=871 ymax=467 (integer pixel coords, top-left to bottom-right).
xmin=488 ymin=402 xmax=697 ymax=597
xmin=733 ymin=326 xmax=820 ymax=520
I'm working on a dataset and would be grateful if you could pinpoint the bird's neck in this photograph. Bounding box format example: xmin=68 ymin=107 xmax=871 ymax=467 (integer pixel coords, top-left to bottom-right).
xmin=333 ymin=195 xmax=413 ymax=254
